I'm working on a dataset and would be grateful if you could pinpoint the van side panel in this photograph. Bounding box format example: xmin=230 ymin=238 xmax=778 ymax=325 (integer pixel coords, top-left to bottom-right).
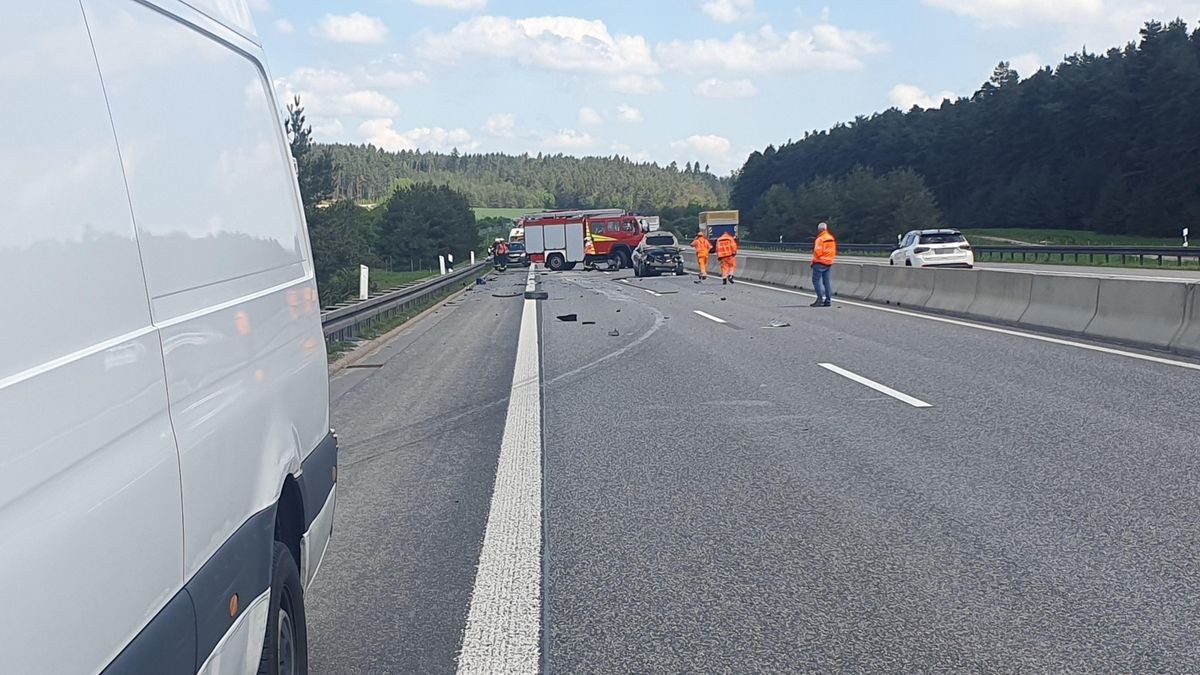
xmin=84 ymin=8 xmax=330 ymax=670
xmin=0 ymin=2 xmax=186 ymax=672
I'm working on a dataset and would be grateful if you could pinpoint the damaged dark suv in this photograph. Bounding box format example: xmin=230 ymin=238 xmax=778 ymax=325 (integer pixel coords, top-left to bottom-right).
xmin=632 ymin=232 xmax=686 ymax=277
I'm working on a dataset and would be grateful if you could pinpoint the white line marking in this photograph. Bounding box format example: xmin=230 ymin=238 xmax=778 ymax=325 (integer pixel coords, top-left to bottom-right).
xmin=732 ymin=279 xmax=1200 ymax=373
xmin=458 ymin=266 xmax=542 ymax=674
xmin=693 ymin=310 xmax=728 ymax=324
xmin=818 ymin=363 xmax=933 ymax=408
xmin=643 ymin=288 xmax=663 ymax=297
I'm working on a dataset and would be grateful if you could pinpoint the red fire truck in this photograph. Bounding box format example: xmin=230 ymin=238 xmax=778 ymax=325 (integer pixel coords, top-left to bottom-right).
xmin=519 ymin=208 xmax=653 ymax=271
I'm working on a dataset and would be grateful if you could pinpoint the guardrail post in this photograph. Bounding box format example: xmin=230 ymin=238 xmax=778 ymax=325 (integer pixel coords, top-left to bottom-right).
xmin=359 ymin=265 xmax=369 ymax=300
xmin=439 ymin=255 xmax=446 ymax=276
xmin=471 ymin=251 xmax=476 ymax=265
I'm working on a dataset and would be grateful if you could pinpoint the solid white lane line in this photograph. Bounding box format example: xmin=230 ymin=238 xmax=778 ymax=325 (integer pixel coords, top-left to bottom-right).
xmin=818 ymin=363 xmax=933 ymax=408
xmin=732 ymin=279 xmax=1200 ymax=373
xmin=458 ymin=267 xmax=542 ymax=675
xmin=693 ymin=310 xmax=728 ymax=324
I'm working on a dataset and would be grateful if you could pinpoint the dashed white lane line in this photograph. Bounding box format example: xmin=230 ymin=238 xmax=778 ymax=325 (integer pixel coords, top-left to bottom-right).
xmin=818 ymin=363 xmax=933 ymax=409
xmin=457 ymin=266 xmax=542 ymax=674
xmin=732 ymin=278 xmax=1200 ymax=373
xmin=693 ymin=310 xmax=728 ymax=324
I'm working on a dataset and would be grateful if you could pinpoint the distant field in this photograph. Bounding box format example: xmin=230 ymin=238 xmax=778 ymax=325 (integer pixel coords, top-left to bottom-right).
xmin=963 ymin=228 xmax=1179 ymax=247
xmin=473 ymin=207 xmax=540 ymax=221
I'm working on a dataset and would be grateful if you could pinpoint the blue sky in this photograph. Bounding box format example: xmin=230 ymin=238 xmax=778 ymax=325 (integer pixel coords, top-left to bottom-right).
xmin=250 ymin=0 xmax=1200 ymax=172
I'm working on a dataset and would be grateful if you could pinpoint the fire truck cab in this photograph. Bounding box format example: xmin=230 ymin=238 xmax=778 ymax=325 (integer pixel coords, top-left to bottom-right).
xmin=521 ymin=208 xmax=650 ymax=271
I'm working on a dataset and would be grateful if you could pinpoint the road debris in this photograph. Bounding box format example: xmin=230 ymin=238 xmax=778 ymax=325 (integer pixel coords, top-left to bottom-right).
xmin=608 ymin=329 xmax=620 ymax=337
xmin=764 ymin=320 xmax=791 ymax=328
xmin=557 ymin=314 xmax=578 ymax=322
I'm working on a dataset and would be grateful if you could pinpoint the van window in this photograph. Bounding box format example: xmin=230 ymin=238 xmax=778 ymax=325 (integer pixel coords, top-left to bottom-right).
xmin=85 ymin=0 xmax=308 ymax=320
xmin=0 ymin=1 xmax=153 ymax=379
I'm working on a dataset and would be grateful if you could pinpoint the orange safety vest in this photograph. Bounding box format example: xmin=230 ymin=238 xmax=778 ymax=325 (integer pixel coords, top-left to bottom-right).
xmin=716 ymin=233 xmax=738 ymax=259
xmin=693 ymin=236 xmax=712 ymax=256
xmin=584 ymin=239 xmax=595 ymax=256
xmin=813 ymin=230 xmax=837 ymax=266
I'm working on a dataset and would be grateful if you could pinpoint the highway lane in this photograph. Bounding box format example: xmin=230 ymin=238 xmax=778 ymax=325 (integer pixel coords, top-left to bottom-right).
xmin=308 ymin=274 xmax=525 ymax=673
xmin=540 ymin=269 xmax=1200 ymax=671
xmin=307 ymin=264 xmax=1200 ymax=672
xmin=745 ymin=249 xmax=1200 ymax=282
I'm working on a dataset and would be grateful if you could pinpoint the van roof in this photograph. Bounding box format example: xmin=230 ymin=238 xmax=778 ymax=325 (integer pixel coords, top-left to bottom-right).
xmin=164 ymin=0 xmax=259 ymax=42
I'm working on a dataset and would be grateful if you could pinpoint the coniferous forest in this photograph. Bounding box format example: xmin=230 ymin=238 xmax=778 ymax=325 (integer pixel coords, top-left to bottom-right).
xmin=733 ymin=20 xmax=1200 ymax=242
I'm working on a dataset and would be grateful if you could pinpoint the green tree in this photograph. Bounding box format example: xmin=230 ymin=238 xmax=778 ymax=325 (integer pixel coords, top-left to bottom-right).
xmin=285 ymin=95 xmax=335 ymax=208
xmin=378 ymin=184 xmax=478 ymax=269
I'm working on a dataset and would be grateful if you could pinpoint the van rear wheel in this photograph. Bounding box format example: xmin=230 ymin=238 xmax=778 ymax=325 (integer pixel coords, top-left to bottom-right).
xmin=258 ymin=542 xmax=307 ymax=675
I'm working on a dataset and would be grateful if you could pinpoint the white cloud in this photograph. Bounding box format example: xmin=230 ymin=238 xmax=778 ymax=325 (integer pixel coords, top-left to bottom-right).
xmin=412 ymin=0 xmax=488 ymax=9
xmin=923 ymin=0 xmax=1104 ymax=26
xmin=274 ymin=66 xmax=428 ymax=121
xmin=484 ymin=113 xmax=516 ymax=137
xmin=657 ymin=23 xmax=889 ymax=73
xmin=579 ymin=107 xmax=605 ymax=126
xmin=542 ymin=129 xmax=596 ymax=152
xmin=419 ymin=16 xmax=658 ymax=76
xmin=360 ymin=119 xmax=477 ymax=152
xmin=312 ymin=119 xmax=347 ymax=142
xmin=273 ymin=19 xmax=295 ymax=34
xmin=1009 ymin=52 xmax=1044 ymax=78
xmin=671 ymin=134 xmax=733 ymax=158
xmin=337 ymin=91 xmax=400 ymax=117
xmin=610 ymin=143 xmax=652 ymax=162
xmin=616 ymin=104 xmax=643 ymax=123
xmin=314 ymin=13 xmax=389 ymax=44
xmin=694 ymin=78 xmax=758 ymax=98
xmin=412 ymin=0 xmax=487 ymax=8
xmin=701 ymin=0 xmax=756 ymax=22
xmin=608 ymin=74 xmax=665 ymax=94
xmin=924 ymin=0 xmax=1200 ymax=50
xmin=889 ymin=83 xmax=955 ymax=110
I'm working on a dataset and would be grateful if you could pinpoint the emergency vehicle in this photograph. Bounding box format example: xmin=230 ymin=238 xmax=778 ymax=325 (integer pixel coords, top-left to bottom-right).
xmin=520 ymin=208 xmax=654 ymax=271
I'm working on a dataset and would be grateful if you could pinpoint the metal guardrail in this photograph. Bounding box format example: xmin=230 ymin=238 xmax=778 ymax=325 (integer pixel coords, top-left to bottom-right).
xmin=741 ymin=241 xmax=1200 ymax=266
xmin=321 ymin=262 xmax=488 ymax=343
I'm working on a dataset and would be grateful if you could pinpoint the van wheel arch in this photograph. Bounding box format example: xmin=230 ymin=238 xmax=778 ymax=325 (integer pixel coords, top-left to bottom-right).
xmin=275 ymin=477 xmax=304 ymax=569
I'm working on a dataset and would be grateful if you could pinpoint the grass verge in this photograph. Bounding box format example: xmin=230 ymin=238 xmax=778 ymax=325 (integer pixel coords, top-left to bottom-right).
xmin=963 ymin=228 xmax=1179 ymax=247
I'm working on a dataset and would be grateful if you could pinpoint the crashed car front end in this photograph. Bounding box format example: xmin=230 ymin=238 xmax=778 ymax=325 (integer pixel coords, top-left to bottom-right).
xmin=642 ymin=246 xmax=682 ymax=272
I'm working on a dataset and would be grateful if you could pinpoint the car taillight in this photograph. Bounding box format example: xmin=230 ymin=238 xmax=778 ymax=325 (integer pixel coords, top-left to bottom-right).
xmin=914 ymin=247 xmax=931 ymax=254
xmin=960 ymin=244 xmax=972 ymax=251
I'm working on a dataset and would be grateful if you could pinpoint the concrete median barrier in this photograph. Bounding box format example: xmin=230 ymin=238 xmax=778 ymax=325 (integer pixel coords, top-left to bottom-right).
xmin=1084 ymin=279 xmax=1190 ymax=350
xmin=832 ymin=264 xmax=865 ymax=298
xmin=868 ymin=266 xmax=935 ymax=307
xmin=738 ymin=255 xmax=770 ymax=282
xmin=1169 ymin=285 xmax=1200 ymax=356
xmin=1018 ymin=275 xmax=1100 ymax=335
xmin=925 ymin=268 xmax=980 ymax=315
xmin=854 ymin=265 xmax=880 ymax=300
xmin=964 ymin=270 xmax=1032 ymax=323
xmin=765 ymin=257 xmax=796 ymax=287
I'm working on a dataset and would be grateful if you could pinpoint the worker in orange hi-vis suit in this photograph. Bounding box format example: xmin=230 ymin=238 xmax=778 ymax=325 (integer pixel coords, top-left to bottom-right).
xmin=692 ymin=231 xmax=712 ymax=283
xmin=716 ymin=231 xmax=739 ymax=285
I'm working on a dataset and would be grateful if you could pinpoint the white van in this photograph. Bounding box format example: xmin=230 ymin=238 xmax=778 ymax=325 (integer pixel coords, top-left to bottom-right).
xmin=1 ymin=2 xmax=336 ymax=673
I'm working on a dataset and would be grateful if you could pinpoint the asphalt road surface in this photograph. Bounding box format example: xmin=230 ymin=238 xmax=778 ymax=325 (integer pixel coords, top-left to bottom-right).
xmin=745 ymin=249 xmax=1200 ymax=282
xmin=308 ymin=266 xmax=1200 ymax=673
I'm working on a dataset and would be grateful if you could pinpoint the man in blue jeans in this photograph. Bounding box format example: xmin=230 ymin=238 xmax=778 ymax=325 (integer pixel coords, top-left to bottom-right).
xmin=810 ymin=222 xmax=838 ymax=307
